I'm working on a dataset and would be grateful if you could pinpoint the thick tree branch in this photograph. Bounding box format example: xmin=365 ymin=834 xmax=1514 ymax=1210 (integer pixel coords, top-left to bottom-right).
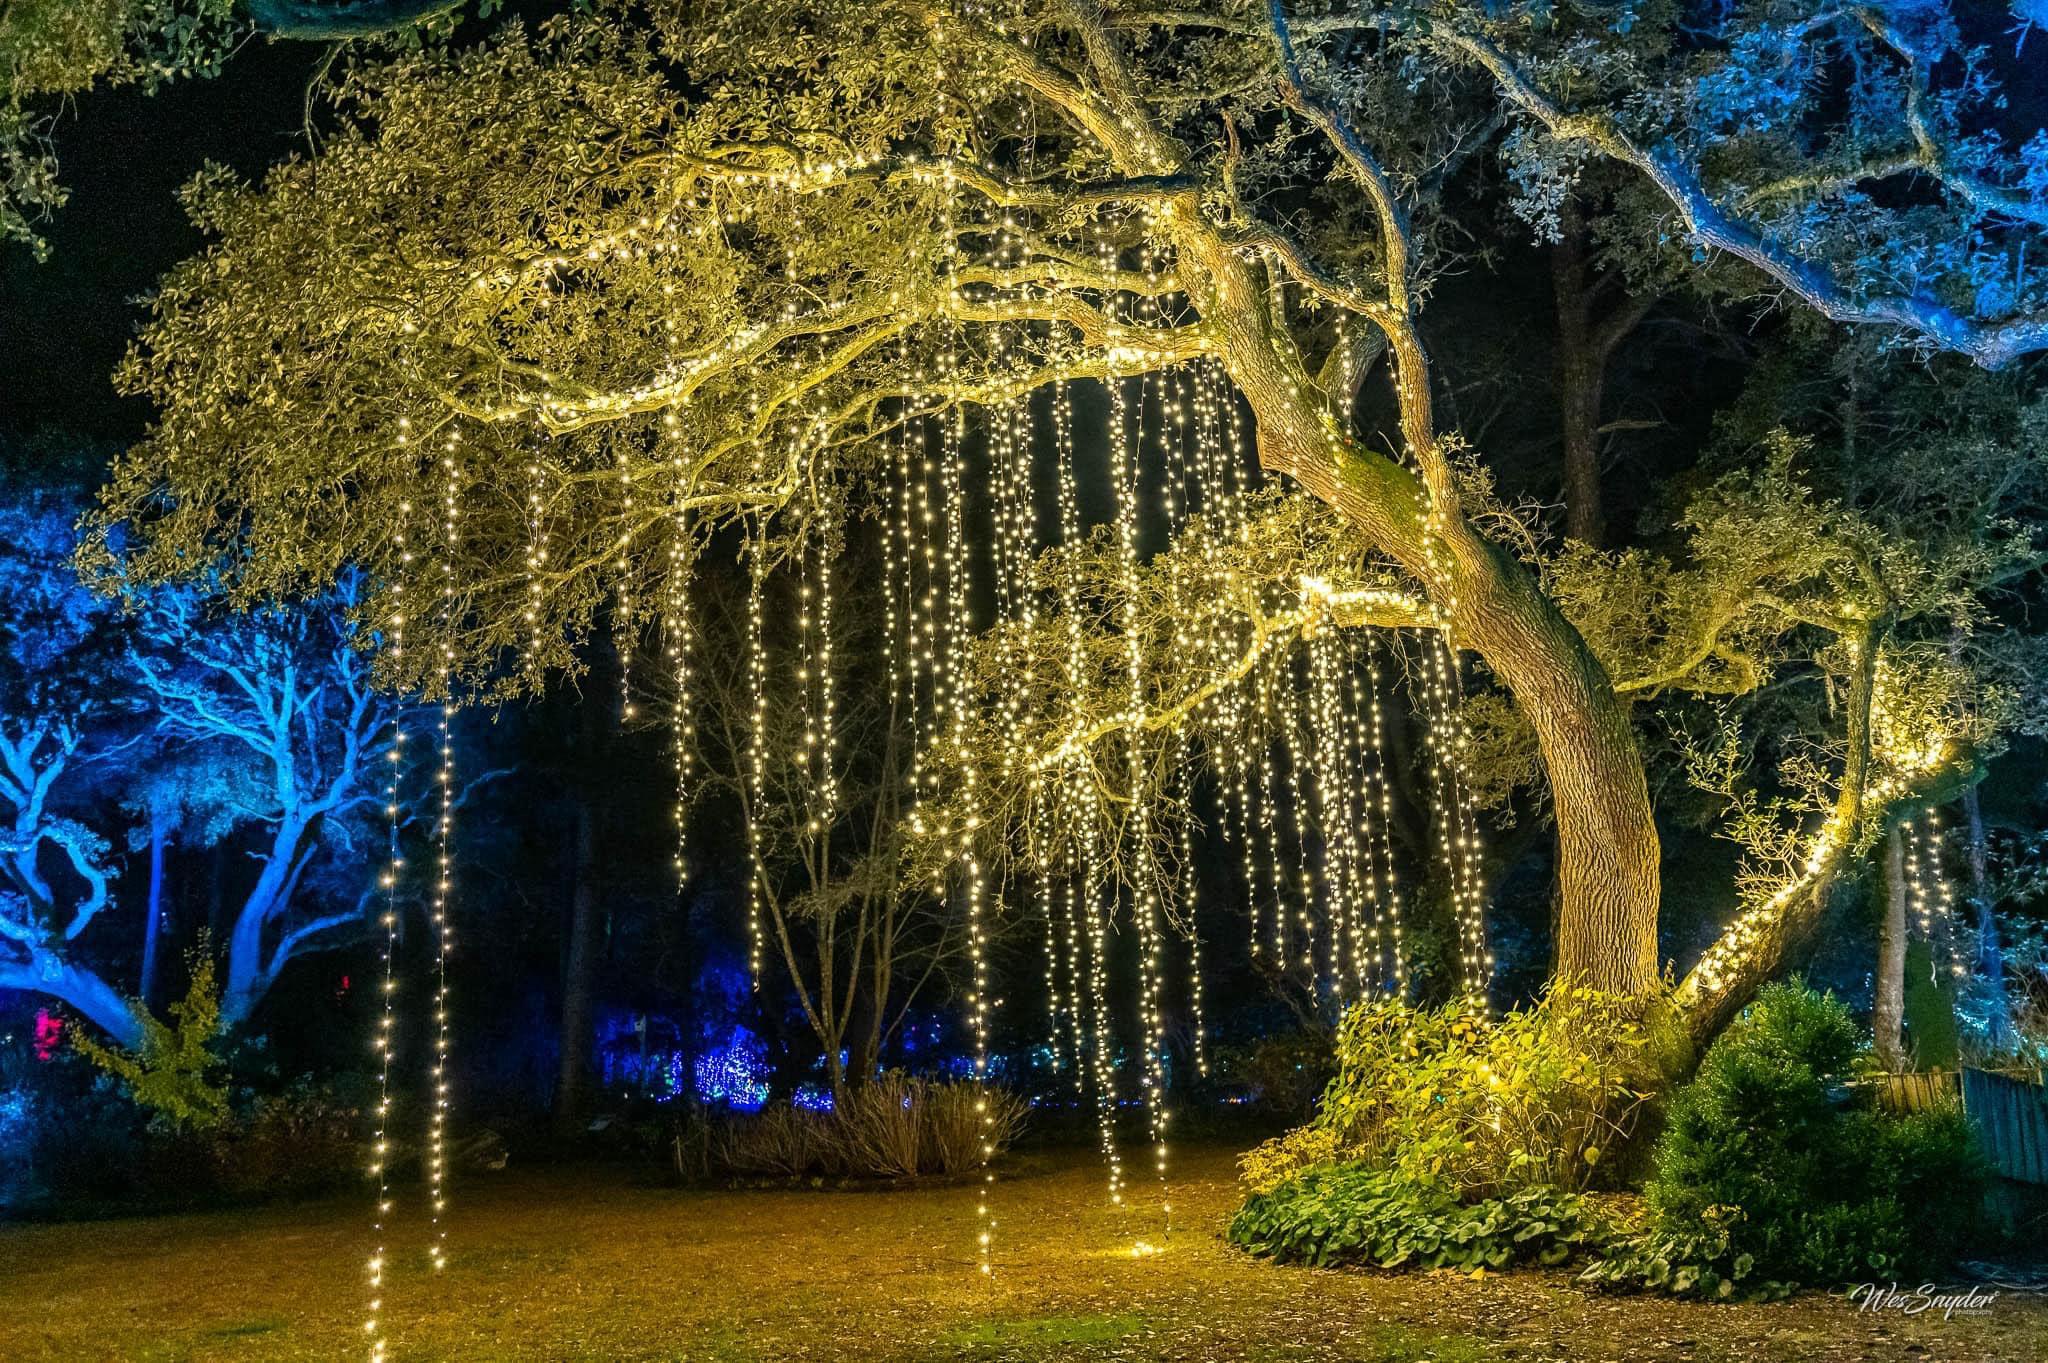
xmin=1440 ymin=24 xmax=2048 ymax=369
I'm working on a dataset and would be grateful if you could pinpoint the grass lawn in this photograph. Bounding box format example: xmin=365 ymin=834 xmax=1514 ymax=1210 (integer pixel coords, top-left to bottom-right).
xmin=1 ymin=1143 xmax=2040 ymax=1362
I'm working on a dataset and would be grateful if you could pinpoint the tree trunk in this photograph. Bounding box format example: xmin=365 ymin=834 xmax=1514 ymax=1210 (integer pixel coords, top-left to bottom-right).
xmin=220 ymin=812 xmax=311 ymax=1027
xmin=1248 ymin=427 xmax=1660 ymax=992
xmin=207 ymin=840 xmax=226 ymax=944
xmin=554 ymin=687 xmax=611 ymax=1140
xmin=555 ymin=783 xmax=603 ymax=1137
xmin=1210 ymin=275 xmax=1663 ymax=999
xmin=139 ymin=804 xmax=172 ymax=1011
xmin=1874 ymin=822 xmax=1909 ymax=1070
xmin=847 ymin=974 xmax=880 ymax=1092
xmin=1672 ymin=624 xmax=1889 ymax=1045
xmin=1552 ymin=211 xmax=1605 ymax=547
xmin=1961 ymin=785 xmax=2012 ymax=1048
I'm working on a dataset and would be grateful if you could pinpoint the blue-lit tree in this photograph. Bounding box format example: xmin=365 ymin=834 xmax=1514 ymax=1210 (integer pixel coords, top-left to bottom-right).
xmin=0 ymin=469 xmax=139 ymax=1042
xmin=0 ymin=464 xmax=407 ymax=1045
xmin=124 ymin=574 xmax=400 ymax=1027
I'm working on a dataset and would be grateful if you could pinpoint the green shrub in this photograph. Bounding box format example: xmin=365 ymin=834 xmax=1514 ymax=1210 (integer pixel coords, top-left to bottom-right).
xmin=209 ymin=1079 xmax=363 ymax=1199
xmin=1239 ymin=983 xmax=1651 ymax=1198
xmin=71 ymin=954 xmax=229 ymax=1130
xmin=2 ymin=1051 xmax=368 ymax=1216
xmin=1228 ymin=1164 xmax=1611 ymax=1271
xmin=1215 ymin=1025 xmax=1336 ymax=1118
xmin=1579 ymin=1217 xmax=1786 ymax=1301
xmin=1590 ymin=983 xmax=1988 ymax=1296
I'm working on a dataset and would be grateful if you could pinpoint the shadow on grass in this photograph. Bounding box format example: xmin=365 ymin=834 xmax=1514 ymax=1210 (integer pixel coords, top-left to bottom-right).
xmin=928 ymin=1311 xmax=1148 ymax=1356
xmin=204 ymin=1318 xmax=288 ymax=1339
xmin=1246 ymin=1323 xmax=1502 ymax=1363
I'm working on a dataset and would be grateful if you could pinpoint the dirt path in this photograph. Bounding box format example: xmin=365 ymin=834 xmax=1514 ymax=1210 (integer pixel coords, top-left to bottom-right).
xmin=0 ymin=1145 xmax=2039 ymax=1361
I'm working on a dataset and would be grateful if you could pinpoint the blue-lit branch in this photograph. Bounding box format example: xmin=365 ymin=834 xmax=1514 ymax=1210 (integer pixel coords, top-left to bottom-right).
xmin=0 ymin=718 xmax=139 ymax=1045
xmin=124 ymin=573 xmax=402 ymax=1025
xmin=1435 ymin=17 xmax=2048 ymax=369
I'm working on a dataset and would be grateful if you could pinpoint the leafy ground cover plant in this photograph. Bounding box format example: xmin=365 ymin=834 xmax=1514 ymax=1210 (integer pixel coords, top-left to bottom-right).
xmin=1228 ymin=1164 xmax=1611 ymax=1271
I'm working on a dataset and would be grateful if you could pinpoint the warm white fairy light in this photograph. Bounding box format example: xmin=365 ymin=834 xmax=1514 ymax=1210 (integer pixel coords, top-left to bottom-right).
xmin=1353 ymin=633 xmax=1407 ymax=992
xmin=885 ymin=403 xmax=914 ymax=716
xmin=1906 ymin=808 xmax=1966 ymax=981
xmin=935 ymin=166 xmax=998 ymax=1279
xmin=1059 ymin=847 xmax=1090 ymax=1097
xmin=365 ymin=430 xmax=410 ymax=1363
xmin=427 ymin=429 xmax=459 ymax=1275
xmin=615 ymin=439 xmax=639 ymax=724
xmin=744 ymin=518 xmax=769 ymax=989
xmin=1052 ymin=374 xmax=1124 ymax=1201
xmin=1278 ymin=672 xmax=1318 ymax=980
xmin=664 ymin=499 xmax=695 ymax=890
xmin=1031 ymin=802 xmax=1070 ymax=1078
xmin=1418 ymin=634 xmax=1491 ymax=1003
xmin=1681 ymin=644 xmax=1960 ymax=1002
xmin=1172 ymin=751 xmax=1209 ymax=1078
xmin=1307 ymin=621 xmax=1369 ymax=994
xmin=1256 ymin=687 xmax=1292 ymax=969
xmin=1211 ymin=671 xmax=1265 ymax=967
xmin=522 ymin=452 xmax=549 ymax=680
xmin=1108 ymin=317 xmax=1172 ymax=1228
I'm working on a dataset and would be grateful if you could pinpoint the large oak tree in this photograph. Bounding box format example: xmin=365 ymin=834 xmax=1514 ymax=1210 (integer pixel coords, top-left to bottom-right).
xmin=81 ymin=1 xmax=2048 ymax=1042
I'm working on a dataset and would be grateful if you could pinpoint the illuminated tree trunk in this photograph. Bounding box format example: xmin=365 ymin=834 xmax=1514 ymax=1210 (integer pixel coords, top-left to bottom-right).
xmin=1208 ymin=280 xmax=1663 ymax=1000
xmin=0 ymin=952 xmax=142 ymax=1048
xmin=1961 ymin=786 xmax=2013 ymax=1048
xmin=219 ymin=810 xmax=312 ymax=1026
xmin=138 ymin=803 xmax=171 ymax=1010
xmin=1875 ymin=823 xmax=1909 ymax=1070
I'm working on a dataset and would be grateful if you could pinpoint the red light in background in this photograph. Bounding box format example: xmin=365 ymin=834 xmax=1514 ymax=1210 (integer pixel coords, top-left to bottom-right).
xmin=32 ymin=1009 xmax=62 ymax=1062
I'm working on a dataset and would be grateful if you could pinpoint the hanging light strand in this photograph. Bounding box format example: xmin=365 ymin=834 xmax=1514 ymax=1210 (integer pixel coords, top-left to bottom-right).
xmin=364 ymin=423 xmax=415 ymax=1363
xmin=426 ymin=429 xmax=461 ymax=1275
xmin=744 ymin=516 xmax=769 ymax=989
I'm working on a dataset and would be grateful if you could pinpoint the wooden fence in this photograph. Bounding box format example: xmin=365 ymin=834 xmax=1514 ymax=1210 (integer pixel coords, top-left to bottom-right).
xmin=1870 ymin=1069 xmax=1960 ymax=1114
xmin=1961 ymin=1067 xmax=2048 ymax=1185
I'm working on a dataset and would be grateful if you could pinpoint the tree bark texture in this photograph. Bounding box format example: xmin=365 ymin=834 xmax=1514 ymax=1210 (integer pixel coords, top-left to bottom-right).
xmin=1202 ymin=269 xmax=1662 ymax=998
xmin=1874 ymin=822 xmax=1909 ymax=1070
xmin=139 ymin=805 xmax=171 ymax=1011
xmin=554 ymin=673 xmax=613 ymax=1140
xmin=1552 ymin=212 xmax=1607 ymax=547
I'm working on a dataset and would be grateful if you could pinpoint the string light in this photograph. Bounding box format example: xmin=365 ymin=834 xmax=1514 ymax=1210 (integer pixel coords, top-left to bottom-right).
xmin=1418 ymin=633 xmax=1491 ymax=1004
xmin=427 ymin=429 xmax=460 ymax=1275
xmin=1051 ymin=373 xmax=1124 ymax=1202
xmin=664 ymin=497 xmax=695 ymax=891
xmin=744 ymin=516 xmax=769 ymax=989
xmin=1353 ymin=633 xmax=1407 ymax=992
xmin=522 ymin=451 xmax=549 ymax=681
xmin=364 ymin=429 xmax=411 ymax=1362
xmin=1108 ymin=298 xmax=1171 ymax=1231
xmin=1172 ymin=746 xmax=1209 ymax=1078
xmin=1905 ymin=808 xmax=1966 ymax=981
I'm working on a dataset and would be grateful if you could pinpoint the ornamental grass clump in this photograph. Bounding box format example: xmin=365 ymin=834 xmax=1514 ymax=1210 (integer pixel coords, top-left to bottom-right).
xmin=711 ymin=1072 xmax=1026 ymax=1181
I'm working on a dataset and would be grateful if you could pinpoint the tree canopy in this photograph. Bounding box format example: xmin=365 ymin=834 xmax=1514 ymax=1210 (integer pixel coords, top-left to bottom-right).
xmin=69 ymin=0 xmax=2048 ymax=1044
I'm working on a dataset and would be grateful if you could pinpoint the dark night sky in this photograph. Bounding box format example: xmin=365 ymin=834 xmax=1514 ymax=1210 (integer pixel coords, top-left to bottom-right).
xmin=1 ymin=37 xmax=321 ymax=442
